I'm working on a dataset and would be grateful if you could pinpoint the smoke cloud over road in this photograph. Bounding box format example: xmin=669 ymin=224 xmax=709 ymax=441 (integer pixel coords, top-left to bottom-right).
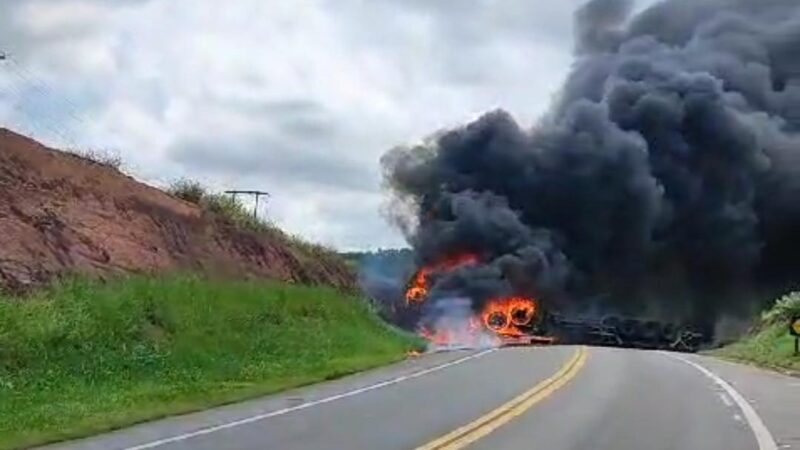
xmin=381 ymin=0 xmax=800 ymax=329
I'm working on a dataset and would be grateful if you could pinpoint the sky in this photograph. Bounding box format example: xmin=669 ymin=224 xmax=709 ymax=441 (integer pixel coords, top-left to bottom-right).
xmin=0 ymin=0 xmax=600 ymax=251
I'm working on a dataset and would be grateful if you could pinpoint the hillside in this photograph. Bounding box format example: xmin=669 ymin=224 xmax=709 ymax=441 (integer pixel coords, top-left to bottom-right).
xmin=0 ymin=129 xmax=354 ymax=292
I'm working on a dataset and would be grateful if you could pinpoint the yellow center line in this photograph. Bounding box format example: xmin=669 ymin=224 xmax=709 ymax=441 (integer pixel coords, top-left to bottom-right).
xmin=416 ymin=346 xmax=589 ymax=450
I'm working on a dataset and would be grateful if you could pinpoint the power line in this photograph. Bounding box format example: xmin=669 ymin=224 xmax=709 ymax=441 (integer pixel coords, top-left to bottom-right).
xmin=0 ymin=51 xmax=86 ymax=149
xmin=6 ymin=54 xmax=88 ymax=126
xmin=0 ymin=66 xmax=78 ymax=147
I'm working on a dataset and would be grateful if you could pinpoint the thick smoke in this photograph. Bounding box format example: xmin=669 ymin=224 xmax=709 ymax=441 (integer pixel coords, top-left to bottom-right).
xmin=381 ymin=0 xmax=800 ymax=328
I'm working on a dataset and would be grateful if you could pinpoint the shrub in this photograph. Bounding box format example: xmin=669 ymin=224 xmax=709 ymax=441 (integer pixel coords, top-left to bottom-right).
xmin=167 ymin=179 xmax=207 ymax=204
xmin=761 ymin=291 xmax=800 ymax=325
xmin=167 ymin=180 xmax=262 ymax=230
xmin=202 ymin=193 xmax=267 ymax=233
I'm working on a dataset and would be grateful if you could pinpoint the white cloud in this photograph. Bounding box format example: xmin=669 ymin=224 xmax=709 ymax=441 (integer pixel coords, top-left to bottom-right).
xmin=0 ymin=0 xmax=586 ymax=250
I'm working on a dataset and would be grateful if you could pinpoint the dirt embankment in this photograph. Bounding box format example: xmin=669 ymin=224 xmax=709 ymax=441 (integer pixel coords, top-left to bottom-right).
xmin=0 ymin=128 xmax=355 ymax=292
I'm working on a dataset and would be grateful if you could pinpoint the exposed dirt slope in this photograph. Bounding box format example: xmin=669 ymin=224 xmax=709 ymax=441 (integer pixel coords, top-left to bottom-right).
xmin=0 ymin=128 xmax=355 ymax=292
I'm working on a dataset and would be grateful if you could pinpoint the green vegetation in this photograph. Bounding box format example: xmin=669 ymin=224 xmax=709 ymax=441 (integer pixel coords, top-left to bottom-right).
xmin=0 ymin=275 xmax=420 ymax=449
xmin=759 ymin=291 xmax=800 ymax=326
xmin=167 ymin=179 xmax=337 ymax=261
xmin=711 ymin=292 xmax=800 ymax=374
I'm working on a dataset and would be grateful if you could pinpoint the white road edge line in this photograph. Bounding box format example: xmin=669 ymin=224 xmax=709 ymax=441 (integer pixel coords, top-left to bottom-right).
xmin=661 ymin=352 xmax=778 ymax=450
xmin=121 ymin=349 xmax=496 ymax=450
xmin=717 ymin=392 xmax=734 ymax=407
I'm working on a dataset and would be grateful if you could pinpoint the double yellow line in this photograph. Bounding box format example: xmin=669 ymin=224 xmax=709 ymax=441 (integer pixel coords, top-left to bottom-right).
xmin=416 ymin=346 xmax=589 ymax=450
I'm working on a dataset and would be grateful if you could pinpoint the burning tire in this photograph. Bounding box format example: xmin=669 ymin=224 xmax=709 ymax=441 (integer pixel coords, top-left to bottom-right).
xmin=510 ymin=305 xmax=534 ymax=326
xmin=486 ymin=311 xmax=508 ymax=332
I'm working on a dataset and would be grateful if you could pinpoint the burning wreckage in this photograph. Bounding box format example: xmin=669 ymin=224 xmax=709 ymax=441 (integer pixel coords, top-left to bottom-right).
xmin=368 ymin=0 xmax=800 ymax=353
xmin=399 ymin=252 xmax=703 ymax=351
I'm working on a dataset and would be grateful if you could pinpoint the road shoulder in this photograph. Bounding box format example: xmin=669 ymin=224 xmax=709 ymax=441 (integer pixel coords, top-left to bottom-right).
xmin=38 ymin=350 xmax=489 ymax=450
xmin=688 ymin=354 xmax=800 ymax=450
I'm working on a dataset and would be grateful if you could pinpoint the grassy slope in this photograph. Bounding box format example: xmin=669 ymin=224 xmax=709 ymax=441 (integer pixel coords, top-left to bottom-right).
xmin=711 ymin=324 xmax=799 ymax=375
xmin=0 ymin=275 xmax=419 ymax=449
xmin=709 ymin=292 xmax=800 ymax=375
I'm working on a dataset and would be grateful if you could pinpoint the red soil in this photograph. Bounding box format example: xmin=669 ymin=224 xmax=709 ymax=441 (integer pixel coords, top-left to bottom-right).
xmin=0 ymin=128 xmax=355 ymax=293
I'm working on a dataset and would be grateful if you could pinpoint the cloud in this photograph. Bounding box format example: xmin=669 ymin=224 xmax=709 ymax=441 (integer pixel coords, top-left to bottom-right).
xmin=0 ymin=0 xmax=589 ymax=250
xmin=169 ymin=131 xmax=374 ymax=192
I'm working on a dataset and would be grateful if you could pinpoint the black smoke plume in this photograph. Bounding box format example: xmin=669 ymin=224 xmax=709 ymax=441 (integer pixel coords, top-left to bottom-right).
xmin=381 ymin=0 xmax=800 ymax=330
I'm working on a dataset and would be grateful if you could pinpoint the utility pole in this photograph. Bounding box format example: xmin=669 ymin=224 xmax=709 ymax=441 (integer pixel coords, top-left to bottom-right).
xmin=224 ymin=190 xmax=270 ymax=220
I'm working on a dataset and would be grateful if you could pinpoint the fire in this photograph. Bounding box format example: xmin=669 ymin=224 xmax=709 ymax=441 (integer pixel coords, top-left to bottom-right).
xmin=403 ymin=253 xmax=546 ymax=347
xmin=482 ymin=297 xmax=538 ymax=337
xmin=405 ymin=269 xmax=431 ymax=304
xmin=405 ymin=253 xmax=479 ymax=304
xmin=417 ymin=296 xmax=541 ymax=347
xmin=418 ymin=316 xmax=483 ymax=348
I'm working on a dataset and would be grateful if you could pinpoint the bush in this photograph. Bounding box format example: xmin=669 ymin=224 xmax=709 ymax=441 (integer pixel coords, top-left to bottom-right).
xmin=167 ymin=180 xmax=264 ymax=231
xmin=204 ymin=193 xmax=272 ymax=233
xmin=761 ymin=291 xmax=800 ymax=325
xmin=167 ymin=179 xmax=207 ymax=204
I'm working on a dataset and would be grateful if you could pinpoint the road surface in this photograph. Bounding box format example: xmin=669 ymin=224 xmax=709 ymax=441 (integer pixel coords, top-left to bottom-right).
xmin=42 ymin=346 xmax=800 ymax=450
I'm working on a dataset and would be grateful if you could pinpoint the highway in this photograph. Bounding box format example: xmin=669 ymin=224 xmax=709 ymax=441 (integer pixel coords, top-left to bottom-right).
xmin=43 ymin=346 xmax=799 ymax=450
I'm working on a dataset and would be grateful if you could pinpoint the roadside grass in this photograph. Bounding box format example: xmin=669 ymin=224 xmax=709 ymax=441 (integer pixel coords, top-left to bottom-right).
xmin=710 ymin=292 xmax=800 ymax=375
xmin=0 ymin=275 xmax=421 ymax=449
xmin=712 ymin=324 xmax=799 ymax=374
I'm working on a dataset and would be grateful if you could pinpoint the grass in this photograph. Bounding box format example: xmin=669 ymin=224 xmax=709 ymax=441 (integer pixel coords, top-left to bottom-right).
xmin=0 ymin=275 xmax=421 ymax=449
xmin=167 ymin=179 xmax=339 ymax=262
xmin=710 ymin=292 xmax=800 ymax=375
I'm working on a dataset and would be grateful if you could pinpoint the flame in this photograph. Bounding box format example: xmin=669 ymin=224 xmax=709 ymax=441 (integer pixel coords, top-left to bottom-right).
xmin=405 ymin=253 xmax=479 ymax=304
xmin=418 ymin=317 xmax=482 ymax=348
xmin=481 ymin=297 xmax=537 ymax=337
xmin=405 ymin=269 xmax=431 ymax=304
xmin=417 ymin=296 xmax=540 ymax=347
xmin=403 ymin=252 xmax=545 ymax=347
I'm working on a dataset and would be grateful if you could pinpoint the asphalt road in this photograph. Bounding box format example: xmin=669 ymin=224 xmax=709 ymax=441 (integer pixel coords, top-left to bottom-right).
xmin=43 ymin=346 xmax=799 ymax=450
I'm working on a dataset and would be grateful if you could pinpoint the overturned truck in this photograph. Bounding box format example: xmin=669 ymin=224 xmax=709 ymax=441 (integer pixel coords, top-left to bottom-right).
xmin=394 ymin=256 xmax=710 ymax=352
xmin=544 ymin=313 xmax=706 ymax=352
xmin=403 ymin=300 xmax=708 ymax=352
